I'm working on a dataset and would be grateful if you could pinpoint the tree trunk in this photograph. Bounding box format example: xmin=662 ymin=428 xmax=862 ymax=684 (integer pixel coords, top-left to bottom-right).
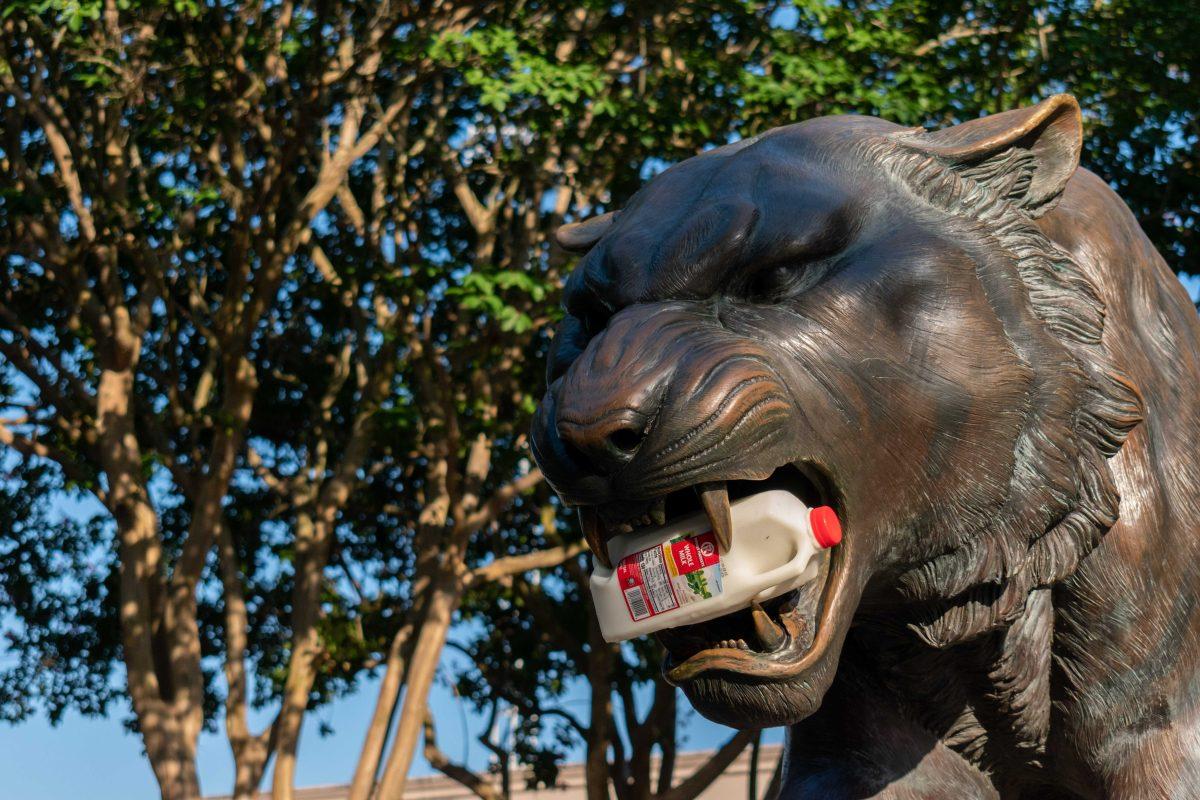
xmin=373 ymin=574 xmax=462 ymax=799
xmin=272 ymin=513 xmax=335 ymax=800
xmin=115 ymin=504 xmax=201 ymax=800
xmin=347 ymin=530 xmax=444 ymax=800
xmin=270 ymin=619 xmax=321 ymax=800
xmin=657 ymin=729 xmax=755 ymax=800
xmin=347 ymin=621 xmax=415 ymax=800
xmin=585 ymin=640 xmax=614 ymax=800
xmin=762 ymin=752 xmax=783 ymax=800
xmin=141 ymin=725 xmax=201 ymax=800
xmin=219 ymin=521 xmax=273 ymax=799
xmin=231 ymin=748 xmax=271 ymax=800
xmin=748 ymin=732 xmax=761 ymax=800
xmin=99 ymin=354 xmax=203 ymax=800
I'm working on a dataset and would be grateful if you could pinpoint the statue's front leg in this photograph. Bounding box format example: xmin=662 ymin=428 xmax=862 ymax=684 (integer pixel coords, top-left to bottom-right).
xmin=779 ymin=666 xmax=997 ymax=800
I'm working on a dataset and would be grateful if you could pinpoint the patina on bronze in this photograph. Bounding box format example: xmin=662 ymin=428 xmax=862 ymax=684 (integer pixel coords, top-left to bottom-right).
xmin=531 ymin=95 xmax=1200 ymax=797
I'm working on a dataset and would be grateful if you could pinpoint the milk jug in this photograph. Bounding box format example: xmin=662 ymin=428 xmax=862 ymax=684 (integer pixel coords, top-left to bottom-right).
xmin=589 ymin=490 xmax=841 ymax=643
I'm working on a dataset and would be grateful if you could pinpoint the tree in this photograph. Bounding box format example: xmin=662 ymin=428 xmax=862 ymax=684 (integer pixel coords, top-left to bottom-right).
xmin=0 ymin=1 xmax=560 ymax=797
xmin=1 ymin=2 xmax=1196 ymax=800
xmin=0 ymin=2 xmax=771 ymax=798
xmin=344 ymin=5 xmax=780 ymax=798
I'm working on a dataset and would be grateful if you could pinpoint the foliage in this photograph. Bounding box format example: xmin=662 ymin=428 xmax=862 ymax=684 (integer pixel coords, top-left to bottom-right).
xmin=0 ymin=460 xmax=117 ymax=724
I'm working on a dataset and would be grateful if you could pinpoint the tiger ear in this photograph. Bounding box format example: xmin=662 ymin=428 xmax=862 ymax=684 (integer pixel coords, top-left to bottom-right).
xmin=555 ymin=211 xmax=617 ymax=252
xmin=893 ymin=94 xmax=1083 ymax=217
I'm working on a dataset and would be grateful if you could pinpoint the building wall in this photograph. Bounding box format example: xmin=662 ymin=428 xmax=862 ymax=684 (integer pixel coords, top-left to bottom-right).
xmin=211 ymin=745 xmax=783 ymax=800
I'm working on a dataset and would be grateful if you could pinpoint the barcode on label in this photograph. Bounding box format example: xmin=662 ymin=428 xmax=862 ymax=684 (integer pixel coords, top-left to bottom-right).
xmin=624 ymin=586 xmax=650 ymax=621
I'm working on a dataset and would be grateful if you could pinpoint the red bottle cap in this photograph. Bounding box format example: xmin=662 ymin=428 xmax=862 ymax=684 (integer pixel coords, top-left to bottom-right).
xmin=810 ymin=506 xmax=842 ymax=549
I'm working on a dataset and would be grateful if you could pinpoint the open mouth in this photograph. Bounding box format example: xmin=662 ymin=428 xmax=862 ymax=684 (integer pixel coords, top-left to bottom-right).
xmin=659 ymin=547 xmax=838 ymax=683
xmin=580 ymin=464 xmax=848 ymax=685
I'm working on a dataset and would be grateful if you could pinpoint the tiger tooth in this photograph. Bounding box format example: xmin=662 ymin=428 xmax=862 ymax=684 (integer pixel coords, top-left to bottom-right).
xmin=697 ymin=481 xmax=733 ymax=552
xmin=650 ymin=499 xmax=667 ymax=527
xmin=579 ymin=508 xmax=612 ymax=569
xmin=751 ymin=601 xmax=786 ymax=650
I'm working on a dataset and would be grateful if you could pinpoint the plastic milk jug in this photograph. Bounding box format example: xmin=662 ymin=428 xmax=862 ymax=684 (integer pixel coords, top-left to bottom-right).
xmin=589 ymin=490 xmax=842 ymax=643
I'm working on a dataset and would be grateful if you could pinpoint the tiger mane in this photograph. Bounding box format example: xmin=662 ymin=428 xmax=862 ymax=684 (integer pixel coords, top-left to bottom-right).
xmin=856 ymin=135 xmax=1144 ymax=648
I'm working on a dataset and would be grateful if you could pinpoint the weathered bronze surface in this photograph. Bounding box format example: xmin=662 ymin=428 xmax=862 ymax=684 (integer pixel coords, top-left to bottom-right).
xmin=530 ymin=95 xmax=1200 ymax=797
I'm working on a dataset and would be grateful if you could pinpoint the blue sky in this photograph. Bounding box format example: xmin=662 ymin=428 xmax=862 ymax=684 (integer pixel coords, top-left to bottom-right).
xmin=0 ymin=661 xmax=779 ymax=799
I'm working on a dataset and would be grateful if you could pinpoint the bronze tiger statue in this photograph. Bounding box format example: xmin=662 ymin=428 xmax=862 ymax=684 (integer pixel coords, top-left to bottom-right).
xmin=530 ymin=95 xmax=1200 ymax=798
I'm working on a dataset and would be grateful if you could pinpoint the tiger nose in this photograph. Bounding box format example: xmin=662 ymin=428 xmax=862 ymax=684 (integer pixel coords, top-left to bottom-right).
xmin=556 ymin=410 xmax=650 ymax=474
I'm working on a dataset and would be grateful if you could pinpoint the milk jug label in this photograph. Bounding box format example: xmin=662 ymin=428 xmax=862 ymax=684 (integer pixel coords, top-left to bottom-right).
xmin=616 ymin=530 xmax=725 ymax=622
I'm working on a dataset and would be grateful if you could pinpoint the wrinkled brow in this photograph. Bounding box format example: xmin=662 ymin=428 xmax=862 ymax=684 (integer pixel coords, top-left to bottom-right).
xmin=563 ymin=181 xmax=861 ymax=322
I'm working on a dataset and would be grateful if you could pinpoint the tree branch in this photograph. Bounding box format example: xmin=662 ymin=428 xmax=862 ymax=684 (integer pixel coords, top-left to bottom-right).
xmin=657 ymin=729 xmax=756 ymax=800
xmin=464 ymin=540 xmax=586 ymax=587
xmin=423 ymin=710 xmax=501 ymax=800
xmin=0 ymin=75 xmax=96 ymax=242
xmin=454 ymin=469 xmax=543 ymax=535
xmin=0 ymin=304 xmax=94 ymax=407
xmin=0 ymin=418 xmax=103 ymax=502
